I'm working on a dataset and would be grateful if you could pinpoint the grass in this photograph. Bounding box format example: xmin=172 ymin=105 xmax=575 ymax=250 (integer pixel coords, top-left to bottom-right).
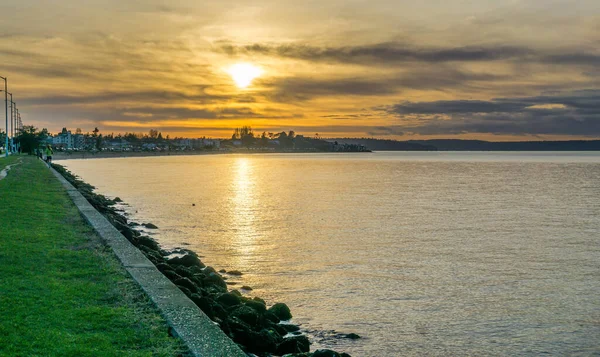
xmin=0 ymin=155 xmax=187 ymax=357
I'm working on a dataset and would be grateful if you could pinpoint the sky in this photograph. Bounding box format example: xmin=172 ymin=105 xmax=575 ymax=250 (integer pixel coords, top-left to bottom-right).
xmin=0 ymin=0 xmax=599 ymax=140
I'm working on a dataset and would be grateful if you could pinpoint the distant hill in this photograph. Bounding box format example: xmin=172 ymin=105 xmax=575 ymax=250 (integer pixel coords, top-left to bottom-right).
xmin=409 ymin=139 xmax=600 ymax=151
xmin=331 ymin=138 xmax=437 ymax=151
xmin=330 ymin=138 xmax=600 ymax=151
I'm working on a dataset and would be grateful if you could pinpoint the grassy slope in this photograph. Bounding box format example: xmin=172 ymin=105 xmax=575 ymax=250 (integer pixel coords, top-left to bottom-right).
xmin=0 ymin=156 xmax=186 ymax=357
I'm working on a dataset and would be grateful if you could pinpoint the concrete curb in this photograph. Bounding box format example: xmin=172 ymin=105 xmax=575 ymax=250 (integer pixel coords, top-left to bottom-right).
xmin=49 ymin=166 xmax=247 ymax=357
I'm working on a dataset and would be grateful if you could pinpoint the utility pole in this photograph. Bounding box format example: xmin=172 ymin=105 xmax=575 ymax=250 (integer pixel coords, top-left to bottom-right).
xmin=0 ymin=76 xmax=7 ymax=157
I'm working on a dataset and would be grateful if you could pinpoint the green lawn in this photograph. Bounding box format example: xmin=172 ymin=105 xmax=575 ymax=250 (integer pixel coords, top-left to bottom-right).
xmin=0 ymin=156 xmax=187 ymax=357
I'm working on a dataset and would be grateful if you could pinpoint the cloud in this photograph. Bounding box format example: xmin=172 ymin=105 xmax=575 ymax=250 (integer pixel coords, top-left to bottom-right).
xmin=219 ymin=42 xmax=600 ymax=67
xmin=262 ymin=68 xmax=508 ymax=102
xmin=382 ymin=90 xmax=600 ymax=136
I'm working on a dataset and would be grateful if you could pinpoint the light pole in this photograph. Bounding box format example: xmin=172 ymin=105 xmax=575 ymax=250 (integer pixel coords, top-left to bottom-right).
xmin=0 ymin=76 xmax=6 ymax=157
xmin=8 ymin=94 xmax=14 ymax=154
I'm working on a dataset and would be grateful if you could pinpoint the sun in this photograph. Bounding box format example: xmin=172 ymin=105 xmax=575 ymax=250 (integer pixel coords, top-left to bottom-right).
xmin=227 ymin=63 xmax=263 ymax=89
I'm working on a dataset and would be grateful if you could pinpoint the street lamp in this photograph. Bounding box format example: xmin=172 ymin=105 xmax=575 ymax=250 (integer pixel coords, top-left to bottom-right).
xmin=0 ymin=76 xmax=7 ymax=157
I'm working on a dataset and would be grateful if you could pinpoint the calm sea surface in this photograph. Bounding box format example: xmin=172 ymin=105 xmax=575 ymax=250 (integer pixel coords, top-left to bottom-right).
xmin=62 ymin=152 xmax=600 ymax=356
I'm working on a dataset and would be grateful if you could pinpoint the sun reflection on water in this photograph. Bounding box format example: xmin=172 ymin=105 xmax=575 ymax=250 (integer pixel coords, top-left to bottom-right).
xmin=229 ymin=157 xmax=258 ymax=266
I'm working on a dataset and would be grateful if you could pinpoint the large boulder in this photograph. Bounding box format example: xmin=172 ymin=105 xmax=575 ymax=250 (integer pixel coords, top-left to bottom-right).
xmin=167 ymin=251 xmax=205 ymax=269
xmin=268 ymin=302 xmax=292 ymax=321
xmin=276 ymin=335 xmax=310 ymax=355
xmin=217 ymin=292 xmax=242 ymax=307
xmin=245 ymin=299 xmax=267 ymax=313
xmin=174 ymin=277 xmax=199 ymax=294
xmin=231 ymin=305 xmax=260 ymax=326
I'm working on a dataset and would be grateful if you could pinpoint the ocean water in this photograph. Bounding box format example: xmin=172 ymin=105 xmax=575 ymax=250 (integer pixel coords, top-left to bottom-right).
xmin=61 ymin=152 xmax=600 ymax=356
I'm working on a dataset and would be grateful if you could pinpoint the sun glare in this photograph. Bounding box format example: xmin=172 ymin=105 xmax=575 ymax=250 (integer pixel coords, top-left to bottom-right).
xmin=227 ymin=63 xmax=263 ymax=89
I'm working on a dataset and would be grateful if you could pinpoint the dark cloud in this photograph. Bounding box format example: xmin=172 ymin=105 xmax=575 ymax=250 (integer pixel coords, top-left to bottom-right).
xmin=382 ymin=90 xmax=600 ymax=136
xmin=262 ymin=68 xmax=507 ymax=102
xmin=367 ymin=126 xmax=405 ymax=136
xmin=219 ymin=42 xmax=600 ymax=67
xmin=20 ymin=89 xmax=231 ymax=107
xmin=220 ymin=43 xmax=532 ymax=65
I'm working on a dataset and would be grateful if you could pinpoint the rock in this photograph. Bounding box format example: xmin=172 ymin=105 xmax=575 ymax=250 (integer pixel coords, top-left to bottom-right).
xmin=228 ymin=270 xmax=243 ymax=276
xmin=168 ymin=251 xmax=205 ymax=268
xmin=204 ymin=272 xmax=227 ymax=291
xmin=241 ymin=285 xmax=253 ymax=291
xmin=230 ymin=289 xmax=242 ymax=297
xmin=190 ymin=294 xmax=215 ymax=318
xmin=341 ymin=353 xmax=352 ymax=357
xmin=255 ymin=328 xmax=283 ymax=353
xmin=219 ymin=269 xmax=227 ymax=273
xmin=276 ymin=335 xmax=310 ymax=355
xmin=162 ymin=269 xmax=182 ymax=282
xmin=264 ymin=311 xmax=280 ymax=323
xmin=217 ymin=292 xmax=242 ymax=307
xmin=344 ymin=333 xmax=361 ymax=340
xmin=253 ymin=297 xmax=266 ymax=305
xmin=231 ymin=305 xmax=260 ymax=326
xmin=177 ymin=285 xmax=193 ymax=297
xmin=268 ymin=302 xmax=292 ymax=321
xmin=143 ymin=222 xmax=158 ymax=229
xmin=139 ymin=245 xmax=164 ymax=265
xmin=137 ymin=235 xmax=160 ymax=251
xmin=113 ymin=196 xmax=122 ymax=202
xmin=174 ymin=277 xmax=199 ymax=294
xmin=245 ymin=299 xmax=267 ymax=313
xmin=313 ymin=350 xmax=342 ymax=357
xmin=280 ymin=324 xmax=301 ymax=332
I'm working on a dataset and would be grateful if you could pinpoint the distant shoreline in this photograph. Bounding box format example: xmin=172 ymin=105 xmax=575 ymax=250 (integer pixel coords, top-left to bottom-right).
xmin=53 ymin=150 xmax=225 ymax=160
xmin=52 ymin=149 xmax=371 ymax=161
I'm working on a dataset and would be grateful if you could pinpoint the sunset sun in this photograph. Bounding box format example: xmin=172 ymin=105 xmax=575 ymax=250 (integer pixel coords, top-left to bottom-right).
xmin=227 ymin=63 xmax=263 ymax=89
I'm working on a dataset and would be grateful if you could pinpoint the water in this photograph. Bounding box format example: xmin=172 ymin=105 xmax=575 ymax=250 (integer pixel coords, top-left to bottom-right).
xmin=61 ymin=152 xmax=600 ymax=356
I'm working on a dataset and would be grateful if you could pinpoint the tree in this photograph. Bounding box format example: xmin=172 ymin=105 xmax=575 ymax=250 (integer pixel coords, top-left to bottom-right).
xmin=260 ymin=132 xmax=269 ymax=147
xmin=15 ymin=126 xmax=47 ymax=154
xmin=149 ymin=129 xmax=159 ymax=139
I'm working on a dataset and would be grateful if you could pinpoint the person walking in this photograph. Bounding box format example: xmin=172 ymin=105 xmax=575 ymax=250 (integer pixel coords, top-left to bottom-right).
xmin=44 ymin=144 xmax=53 ymax=167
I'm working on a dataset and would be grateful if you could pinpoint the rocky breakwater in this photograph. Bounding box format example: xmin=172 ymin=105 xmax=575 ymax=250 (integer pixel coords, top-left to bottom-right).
xmin=52 ymin=164 xmax=357 ymax=357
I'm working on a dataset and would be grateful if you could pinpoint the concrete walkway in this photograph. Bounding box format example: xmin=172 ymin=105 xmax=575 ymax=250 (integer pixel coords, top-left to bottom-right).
xmin=0 ymin=159 xmax=21 ymax=180
xmin=49 ymin=166 xmax=247 ymax=357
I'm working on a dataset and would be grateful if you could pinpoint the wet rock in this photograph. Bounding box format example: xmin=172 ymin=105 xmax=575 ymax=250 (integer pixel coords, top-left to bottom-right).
xmin=253 ymin=297 xmax=266 ymax=305
xmin=344 ymin=333 xmax=361 ymax=340
xmin=241 ymin=285 xmax=253 ymax=291
xmin=217 ymin=292 xmax=242 ymax=307
xmin=137 ymin=235 xmax=160 ymax=251
xmin=228 ymin=270 xmax=243 ymax=276
xmin=113 ymin=196 xmax=122 ymax=202
xmin=162 ymin=269 xmax=182 ymax=282
xmin=264 ymin=311 xmax=280 ymax=323
xmin=143 ymin=222 xmax=158 ymax=229
xmin=204 ymin=272 xmax=227 ymax=291
xmin=168 ymin=251 xmax=205 ymax=268
xmin=177 ymin=285 xmax=193 ymax=297
xmin=276 ymin=335 xmax=310 ymax=355
xmin=312 ymin=349 xmax=351 ymax=357
xmin=245 ymin=299 xmax=267 ymax=313
xmin=174 ymin=277 xmax=199 ymax=294
xmin=219 ymin=269 xmax=227 ymax=273
xmin=268 ymin=302 xmax=292 ymax=321
xmin=280 ymin=323 xmax=301 ymax=333
xmin=231 ymin=305 xmax=260 ymax=326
